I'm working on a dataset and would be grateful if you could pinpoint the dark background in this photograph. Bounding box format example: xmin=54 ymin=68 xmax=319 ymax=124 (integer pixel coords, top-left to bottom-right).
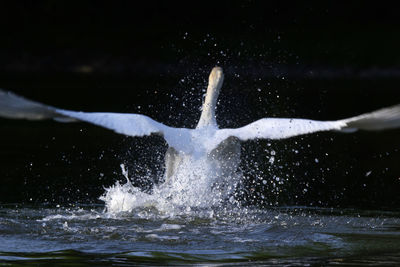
xmin=0 ymin=1 xmax=399 ymax=208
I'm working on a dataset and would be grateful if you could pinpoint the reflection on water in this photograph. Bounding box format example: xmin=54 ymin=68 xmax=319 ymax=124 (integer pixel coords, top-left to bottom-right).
xmin=1 ymin=205 xmax=399 ymax=265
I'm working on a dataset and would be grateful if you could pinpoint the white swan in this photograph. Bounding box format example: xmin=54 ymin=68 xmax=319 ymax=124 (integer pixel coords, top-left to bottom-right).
xmin=1 ymin=67 xmax=400 ymax=184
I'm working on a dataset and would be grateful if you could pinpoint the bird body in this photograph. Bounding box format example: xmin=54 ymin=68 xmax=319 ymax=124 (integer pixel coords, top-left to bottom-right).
xmin=1 ymin=67 xmax=400 ymax=187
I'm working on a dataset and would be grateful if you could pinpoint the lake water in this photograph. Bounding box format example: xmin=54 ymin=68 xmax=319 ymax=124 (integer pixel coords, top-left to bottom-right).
xmin=1 ymin=204 xmax=400 ymax=266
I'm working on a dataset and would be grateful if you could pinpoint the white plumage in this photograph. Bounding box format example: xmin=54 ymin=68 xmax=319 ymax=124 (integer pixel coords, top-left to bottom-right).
xmin=1 ymin=67 xmax=399 ymax=181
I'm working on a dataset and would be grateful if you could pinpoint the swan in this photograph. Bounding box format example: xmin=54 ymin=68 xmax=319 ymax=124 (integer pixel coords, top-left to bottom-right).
xmin=1 ymin=67 xmax=400 ymax=185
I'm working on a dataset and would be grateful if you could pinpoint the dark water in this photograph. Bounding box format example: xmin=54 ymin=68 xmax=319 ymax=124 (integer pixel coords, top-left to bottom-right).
xmin=1 ymin=205 xmax=400 ymax=266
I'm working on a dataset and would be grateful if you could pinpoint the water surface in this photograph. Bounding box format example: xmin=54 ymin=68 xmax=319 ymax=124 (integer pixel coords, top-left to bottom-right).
xmin=1 ymin=204 xmax=399 ymax=265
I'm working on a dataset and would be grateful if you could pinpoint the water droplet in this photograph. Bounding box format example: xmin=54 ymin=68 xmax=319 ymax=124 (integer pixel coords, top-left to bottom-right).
xmin=269 ymin=157 xmax=275 ymax=164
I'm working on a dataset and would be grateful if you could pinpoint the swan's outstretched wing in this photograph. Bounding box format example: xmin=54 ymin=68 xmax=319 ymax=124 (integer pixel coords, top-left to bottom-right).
xmin=215 ymin=104 xmax=400 ymax=143
xmin=0 ymin=90 xmax=191 ymax=149
xmin=342 ymin=104 xmax=400 ymax=131
xmin=0 ymin=89 xmax=74 ymax=121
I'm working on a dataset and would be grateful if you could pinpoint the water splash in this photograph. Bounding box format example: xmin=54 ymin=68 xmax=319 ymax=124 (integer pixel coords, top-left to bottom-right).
xmin=100 ymin=157 xmax=241 ymax=215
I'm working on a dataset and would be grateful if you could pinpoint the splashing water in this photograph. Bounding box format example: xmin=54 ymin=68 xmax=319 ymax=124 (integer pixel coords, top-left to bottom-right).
xmin=100 ymin=157 xmax=241 ymax=215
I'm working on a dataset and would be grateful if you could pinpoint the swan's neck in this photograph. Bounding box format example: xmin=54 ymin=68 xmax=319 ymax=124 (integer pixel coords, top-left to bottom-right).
xmin=196 ymin=67 xmax=224 ymax=129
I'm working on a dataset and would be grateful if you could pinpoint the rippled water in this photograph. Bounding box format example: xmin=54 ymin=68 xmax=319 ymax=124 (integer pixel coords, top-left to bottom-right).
xmin=1 ymin=204 xmax=399 ymax=266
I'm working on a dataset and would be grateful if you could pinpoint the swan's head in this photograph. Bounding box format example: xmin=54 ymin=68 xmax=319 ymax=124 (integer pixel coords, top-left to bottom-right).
xmin=196 ymin=67 xmax=224 ymax=129
xmin=208 ymin=66 xmax=224 ymax=96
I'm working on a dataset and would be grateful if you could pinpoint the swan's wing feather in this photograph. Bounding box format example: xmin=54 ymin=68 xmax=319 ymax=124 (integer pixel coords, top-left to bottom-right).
xmin=0 ymin=89 xmax=194 ymax=152
xmin=0 ymin=89 xmax=179 ymax=138
xmin=56 ymin=110 xmax=193 ymax=153
xmin=215 ymin=104 xmax=400 ymax=144
xmin=0 ymin=89 xmax=75 ymax=121
xmin=56 ymin=111 xmax=195 ymax=154
xmin=216 ymin=118 xmax=345 ymax=143
xmin=342 ymin=104 xmax=400 ymax=131
xmin=56 ymin=109 xmax=170 ymax=137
